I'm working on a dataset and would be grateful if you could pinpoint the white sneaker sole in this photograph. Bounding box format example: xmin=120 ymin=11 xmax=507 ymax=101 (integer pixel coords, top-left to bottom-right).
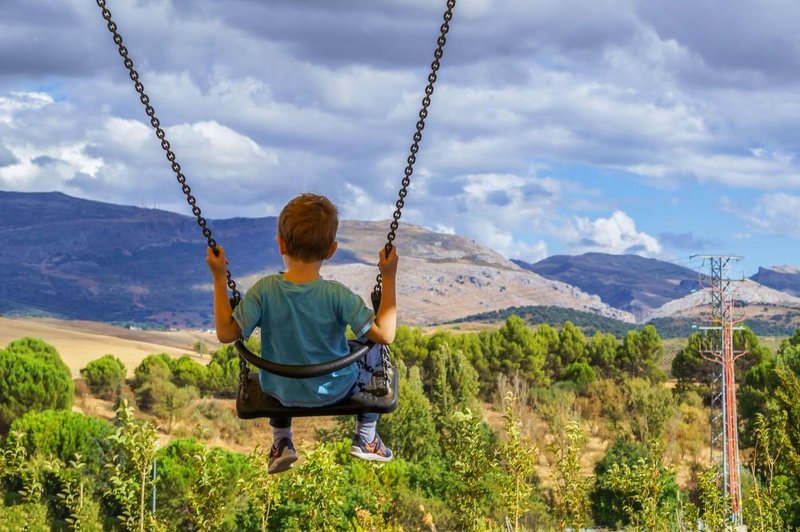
xmin=350 ymin=445 xmax=393 ymax=462
xmin=268 ymin=450 xmax=298 ymax=474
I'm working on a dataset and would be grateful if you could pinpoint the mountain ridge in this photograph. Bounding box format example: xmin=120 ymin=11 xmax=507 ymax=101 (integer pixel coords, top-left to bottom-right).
xmin=1 ymin=191 xmax=631 ymax=328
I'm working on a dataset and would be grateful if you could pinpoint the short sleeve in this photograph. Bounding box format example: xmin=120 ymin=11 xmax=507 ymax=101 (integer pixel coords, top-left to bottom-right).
xmin=336 ymin=286 xmax=375 ymax=338
xmin=232 ymin=284 xmax=263 ymax=339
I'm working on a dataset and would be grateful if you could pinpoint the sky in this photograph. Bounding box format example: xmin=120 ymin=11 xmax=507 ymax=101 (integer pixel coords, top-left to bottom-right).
xmin=3 ymin=0 xmax=800 ymax=276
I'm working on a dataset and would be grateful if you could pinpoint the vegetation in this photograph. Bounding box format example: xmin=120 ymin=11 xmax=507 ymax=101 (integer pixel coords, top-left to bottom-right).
xmin=2 ymin=318 xmax=799 ymax=529
xmin=0 ymin=337 xmax=74 ymax=432
xmin=81 ymin=355 xmax=126 ymax=400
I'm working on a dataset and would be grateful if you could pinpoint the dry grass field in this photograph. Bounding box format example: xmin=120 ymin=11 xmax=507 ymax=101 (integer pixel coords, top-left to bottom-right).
xmin=0 ymin=317 xmax=221 ymax=377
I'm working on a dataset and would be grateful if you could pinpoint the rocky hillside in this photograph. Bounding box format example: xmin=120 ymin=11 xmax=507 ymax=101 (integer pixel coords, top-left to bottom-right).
xmin=514 ymin=253 xmax=698 ymax=320
xmin=0 ymin=191 xmax=632 ymax=328
xmin=751 ymin=266 xmax=800 ymax=297
xmin=646 ymin=279 xmax=800 ymax=332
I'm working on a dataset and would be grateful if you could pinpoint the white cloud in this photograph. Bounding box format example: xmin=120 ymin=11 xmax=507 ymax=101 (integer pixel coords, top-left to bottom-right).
xmin=6 ymin=0 xmax=800 ymax=266
xmin=0 ymin=92 xmax=53 ymax=124
xmin=727 ymin=193 xmax=800 ymax=239
xmin=565 ymin=210 xmax=662 ymax=256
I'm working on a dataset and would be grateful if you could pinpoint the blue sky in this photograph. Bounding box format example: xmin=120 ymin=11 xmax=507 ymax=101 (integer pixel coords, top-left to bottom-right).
xmin=3 ymin=0 xmax=800 ymax=276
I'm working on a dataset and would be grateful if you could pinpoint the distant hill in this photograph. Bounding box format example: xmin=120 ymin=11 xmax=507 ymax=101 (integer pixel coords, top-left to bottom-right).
xmin=0 ymin=191 xmax=284 ymax=328
xmin=448 ymin=305 xmax=639 ymax=338
xmin=751 ymin=266 xmax=800 ymax=297
xmin=514 ymin=253 xmax=698 ymax=320
xmin=0 ymin=191 xmax=632 ymax=328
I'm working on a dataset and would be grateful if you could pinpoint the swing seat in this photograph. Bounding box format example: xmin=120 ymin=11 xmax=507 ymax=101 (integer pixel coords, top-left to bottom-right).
xmin=235 ymin=340 xmax=399 ymax=419
xmin=236 ymin=371 xmax=399 ymax=419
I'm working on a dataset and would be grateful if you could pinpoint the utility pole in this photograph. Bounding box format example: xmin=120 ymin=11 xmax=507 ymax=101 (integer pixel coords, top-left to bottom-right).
xmin=693 ymin=255 xmax=746 ymax=528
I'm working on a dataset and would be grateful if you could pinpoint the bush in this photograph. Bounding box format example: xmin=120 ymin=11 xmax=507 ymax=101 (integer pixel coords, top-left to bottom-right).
xmin=564 ymin=362 xmax=597 ymax=390
xmin=172 ymin=355 xmax=208 ymax=389
xmin=0 ymin=339 xmax=74 ymax=433
xmin=80 ymin=355 xmax=126 ymax=399
xmin=591 ymin=438 xmax=650 ymax=527
xmin=155 ymin=438 xmax=250 ymax=530
xmin=7 ymin=410 xmax=113 ymax=475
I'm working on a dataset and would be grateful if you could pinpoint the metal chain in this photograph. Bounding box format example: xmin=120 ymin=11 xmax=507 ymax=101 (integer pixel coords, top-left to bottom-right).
xmin=239 ymin=357 xmax=250 ymax=401
xmin=373 ymin=0 xmax=457 ymax=300
xmin=97 ymin=0 xmax=454 ymax=306
xmin=95 ymin=0 xmax=241 ymax=303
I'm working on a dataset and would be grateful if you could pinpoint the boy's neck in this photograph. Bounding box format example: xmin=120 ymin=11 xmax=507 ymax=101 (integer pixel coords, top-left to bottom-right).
xmin=282 ymin=256 xmax=323 ymax=283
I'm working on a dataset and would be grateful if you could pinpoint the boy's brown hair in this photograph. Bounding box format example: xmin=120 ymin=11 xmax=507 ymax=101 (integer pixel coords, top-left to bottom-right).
xmin=278 ymin=193 xmax=338 ymax=262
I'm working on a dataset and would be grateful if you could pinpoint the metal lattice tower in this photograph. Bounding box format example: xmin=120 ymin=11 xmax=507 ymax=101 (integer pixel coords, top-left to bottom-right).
xmin=694 ymin=255 xmax=746 ymax=526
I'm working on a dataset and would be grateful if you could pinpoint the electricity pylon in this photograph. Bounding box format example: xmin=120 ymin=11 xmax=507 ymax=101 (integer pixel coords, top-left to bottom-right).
xmin=693 ymin=254 xmax=746 ymax=526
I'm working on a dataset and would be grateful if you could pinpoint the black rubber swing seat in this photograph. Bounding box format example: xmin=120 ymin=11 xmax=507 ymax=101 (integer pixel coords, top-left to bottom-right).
xmin=234 ymin=339 xmax=399 ymax=419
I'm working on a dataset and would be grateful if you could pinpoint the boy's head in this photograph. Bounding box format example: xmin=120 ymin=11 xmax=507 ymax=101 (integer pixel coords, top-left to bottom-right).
xmin=277 ymin=193 xmax=338 ymax=262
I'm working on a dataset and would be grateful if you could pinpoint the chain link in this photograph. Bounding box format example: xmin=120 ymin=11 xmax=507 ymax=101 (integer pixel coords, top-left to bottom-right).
xmin=373 ymin=0 xmax=457 ymax=300
xmin=95 ymin=0 xmax=241 ymax=302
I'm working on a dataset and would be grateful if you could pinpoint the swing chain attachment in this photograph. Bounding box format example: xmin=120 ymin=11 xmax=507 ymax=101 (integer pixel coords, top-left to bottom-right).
xmin=372 ymin=0 xmax=456 ymax=303
xmin=95 ymin=0 xmax=241 ymax=303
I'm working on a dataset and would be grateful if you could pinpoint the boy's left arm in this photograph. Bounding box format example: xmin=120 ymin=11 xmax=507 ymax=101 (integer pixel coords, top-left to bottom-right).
xmin=206 ymin=246 xmax=242 ymax=343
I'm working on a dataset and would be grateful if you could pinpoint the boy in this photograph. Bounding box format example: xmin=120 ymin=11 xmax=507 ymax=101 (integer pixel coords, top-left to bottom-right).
xmin=206 ymin=193 xmax=398 ymax=473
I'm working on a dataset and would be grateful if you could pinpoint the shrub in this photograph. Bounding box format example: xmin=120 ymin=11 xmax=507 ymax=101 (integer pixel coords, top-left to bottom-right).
xmin=172 ymin=355 xmax=208 ymax=389
xmin=564 ymin=362 xmax=597 ymax=391
xmin=80 ymin=354 xmax=126 ymax=399
xmin=8 ymin=410 xmax=113 ymax=475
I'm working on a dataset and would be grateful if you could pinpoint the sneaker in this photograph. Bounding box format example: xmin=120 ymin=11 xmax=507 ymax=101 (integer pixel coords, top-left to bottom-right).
xmin=350 ymin=434 xmax=393 ymax=462
xmin=268 ymin=438 xmax=298 ymax=474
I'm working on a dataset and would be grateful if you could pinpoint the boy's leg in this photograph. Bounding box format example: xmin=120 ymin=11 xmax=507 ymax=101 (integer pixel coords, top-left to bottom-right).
xmin=355 ymin=412 xmax=379 ymax=441
xmin=351 ymin=413 xmax=393 ymax=462
xmin=268 ymin=417 xmax=297 ymax=474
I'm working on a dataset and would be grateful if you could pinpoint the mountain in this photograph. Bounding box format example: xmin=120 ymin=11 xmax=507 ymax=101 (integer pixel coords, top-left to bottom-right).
xmin=514 ymin=253 xmax=698 ymax=320
xmin=751 ymin=266 xmax=800 ymax=297
xmin=0 ymin=191 xmax=632 ymax=328
xmin=645 ymin=279 xmax=800 ymax=335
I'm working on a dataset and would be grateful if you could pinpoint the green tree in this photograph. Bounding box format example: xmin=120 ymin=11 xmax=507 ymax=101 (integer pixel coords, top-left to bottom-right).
xmin=625 ymin=377 xmax=676 ymax=444
xmin=563 ymin=362 xmax=597 ymax=391
xmin=0 ymin=430 xmax=49 ymax=530
xmin=557 ymin=321 xmax=587 ymax=370
xmin=587 ymin=331 xmax=618 ymax=376
xmin=379 ymin=366 xmax=439 ymax=462
xmin=617 ymin=326 xmax=665 ymax=382
xmin=0 ymin=340 xmax=74 ymax=433
xmin=498 ymin=393 xmax=538 ymax=531
xmin=237 ymin=446 xmax=282 ymax=532
xmin=591 ymin=438 xmax=649 ymax=528
xmin=694 ymin=467 xmax=728 ymax=532
xmin=8 ymin=410 xmax=113 ymax=475
xmin=155 ymin=438 xmax=248 ymax=531
xmin=81 ymin=354 xmax=126 ymax=400
xmin=743 ymin=413 xmax=789 ymax=531
xmin=171 ymin=355 xmax=208 ymax=390
xmin=550 ymin=420 xmax=592 ymax=530
xmin=604 ymin=442 xmax=678 ymax=531
xmin=276 ymin=443 xmax=349 ymax=530
xmin=45 ymin=454 xmax=103 ymax=531
xmin=104 ymin=401 xmax=164 ymax=532
xmin=442 ymin=410 xmax=498 ymax=530
xmin=429 ymin=345 xmax=480 ymax=430
xmin=5 ymin=337 xmax=69 ymax=370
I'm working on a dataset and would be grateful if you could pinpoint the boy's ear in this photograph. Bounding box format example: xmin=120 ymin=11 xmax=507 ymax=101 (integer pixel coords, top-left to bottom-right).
xmin=276 ymin=234 xmax=287 ymax=256
xmin=324 ymin=240 xmax=338 ymax=260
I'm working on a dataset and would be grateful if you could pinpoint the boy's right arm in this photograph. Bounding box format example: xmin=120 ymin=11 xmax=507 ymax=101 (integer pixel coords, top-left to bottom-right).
xmin=365 ymin=246 xmax=398 ymax=345
xmin=206 ymin=246 xmax=242 ymax=343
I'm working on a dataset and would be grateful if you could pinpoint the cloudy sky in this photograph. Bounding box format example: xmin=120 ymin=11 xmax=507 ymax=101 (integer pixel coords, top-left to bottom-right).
xmin=3 ymin=0 xmax=800 ymax=275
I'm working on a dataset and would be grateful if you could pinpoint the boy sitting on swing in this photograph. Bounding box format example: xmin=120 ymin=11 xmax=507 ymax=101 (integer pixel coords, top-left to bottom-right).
xmin=207 ymin=193 xmax=397 ymax=473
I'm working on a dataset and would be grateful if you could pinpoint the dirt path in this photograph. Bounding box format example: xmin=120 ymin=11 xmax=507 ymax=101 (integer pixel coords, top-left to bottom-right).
xmin=0 ymin=317 xmax=221 ymax=377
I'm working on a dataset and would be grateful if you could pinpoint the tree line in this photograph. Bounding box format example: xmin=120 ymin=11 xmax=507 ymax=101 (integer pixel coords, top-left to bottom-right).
xmin=1 ymin=316 xmax=798 ymax=529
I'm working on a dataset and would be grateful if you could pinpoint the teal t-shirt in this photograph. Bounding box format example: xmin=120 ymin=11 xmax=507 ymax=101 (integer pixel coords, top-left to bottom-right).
xmin=232 ymin=273 xmax=375 ymax=407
